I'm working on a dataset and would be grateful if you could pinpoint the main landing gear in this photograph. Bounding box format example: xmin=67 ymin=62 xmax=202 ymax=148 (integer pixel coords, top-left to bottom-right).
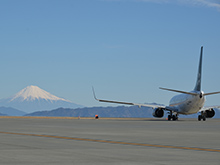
xmin=198 ymin=112 xmax=206 ymax=121
xmin=167 ymin=111 xmax=178 ymax=121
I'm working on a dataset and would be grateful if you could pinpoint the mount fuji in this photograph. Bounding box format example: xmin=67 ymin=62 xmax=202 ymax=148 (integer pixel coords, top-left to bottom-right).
xmin=0 ymin=85 xmax=83 ymax=113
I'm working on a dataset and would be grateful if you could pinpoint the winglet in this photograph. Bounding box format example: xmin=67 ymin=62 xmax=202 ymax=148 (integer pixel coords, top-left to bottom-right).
xmin=92 ymin=87 xmax=99 ymax=101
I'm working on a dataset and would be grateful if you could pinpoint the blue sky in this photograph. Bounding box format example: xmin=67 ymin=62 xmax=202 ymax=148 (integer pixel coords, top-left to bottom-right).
xmin=0 ymin=0 xmax=220 ymax=107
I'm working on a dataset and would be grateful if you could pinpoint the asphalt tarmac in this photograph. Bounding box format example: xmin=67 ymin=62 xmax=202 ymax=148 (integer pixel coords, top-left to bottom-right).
xmin=0 ymin=117 xmax=219 ymax=165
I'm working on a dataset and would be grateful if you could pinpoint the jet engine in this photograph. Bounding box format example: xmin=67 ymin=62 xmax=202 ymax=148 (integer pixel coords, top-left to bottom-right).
xmin=205 ymin=109 xmax=215 ymax=118
xmin=152 ymin=108 xmax=164 ymax=118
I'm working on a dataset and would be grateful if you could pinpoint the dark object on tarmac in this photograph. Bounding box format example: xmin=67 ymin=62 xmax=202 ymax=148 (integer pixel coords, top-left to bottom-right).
xmin=95 ymin=115 xmax=99 ymax=119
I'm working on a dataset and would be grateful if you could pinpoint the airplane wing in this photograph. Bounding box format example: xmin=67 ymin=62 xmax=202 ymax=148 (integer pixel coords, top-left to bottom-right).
xmin=200 ymin=106 xmax=220 ymax=111
xmin=199 ymin=106 xmax=219 ymax=118
xmin=92 ymin=87 xmax=166 ymax=109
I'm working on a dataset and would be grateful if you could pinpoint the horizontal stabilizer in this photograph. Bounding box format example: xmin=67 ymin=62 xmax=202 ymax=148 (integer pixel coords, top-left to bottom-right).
xmin=204 ymin=91 xmax=220 ymax=96
xmin=159 ymin=87 xmax=198 ymax=96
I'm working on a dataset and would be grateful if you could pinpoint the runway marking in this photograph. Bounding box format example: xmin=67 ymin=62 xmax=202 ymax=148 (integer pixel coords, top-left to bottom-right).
xmin=0 ymin=116 xmax=156 ymax=120
xmin=0 ymin=131 xmax=220 ymax=153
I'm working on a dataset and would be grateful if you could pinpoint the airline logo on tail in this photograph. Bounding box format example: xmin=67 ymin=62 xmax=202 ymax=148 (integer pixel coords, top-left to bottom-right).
xmin=194 ymin=46 xmax=203 ymax=91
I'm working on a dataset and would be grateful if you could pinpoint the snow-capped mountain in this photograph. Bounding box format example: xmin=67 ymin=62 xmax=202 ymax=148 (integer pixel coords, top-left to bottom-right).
xmin=10 ymin=85 xmax=70 ymax=102
xmin=0 ymin=85 xmax=83 ymax=113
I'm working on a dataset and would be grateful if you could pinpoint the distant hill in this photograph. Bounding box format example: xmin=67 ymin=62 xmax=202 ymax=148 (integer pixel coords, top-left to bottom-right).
xmin=25 ymin=106 xmax=153 ymax=117
xmin=0 ymin=112 xmax=7 ymax=116
xmin=0 ymin=106 xmax=26 ymax=116
xmin=25 ymin=106 xmax=220 ymax=118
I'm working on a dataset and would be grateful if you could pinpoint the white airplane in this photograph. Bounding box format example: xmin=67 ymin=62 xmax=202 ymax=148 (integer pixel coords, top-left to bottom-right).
xmin=93 ymin=46 xmax=220 ymax=121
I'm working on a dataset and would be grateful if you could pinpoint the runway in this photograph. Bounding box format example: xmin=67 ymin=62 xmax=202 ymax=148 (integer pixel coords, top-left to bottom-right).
xmin=0 ymin=117 xmax=219 ymax=164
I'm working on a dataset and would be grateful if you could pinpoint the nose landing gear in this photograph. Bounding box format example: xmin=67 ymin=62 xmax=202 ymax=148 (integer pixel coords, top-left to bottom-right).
xmin=167 ymin=111 xmax=178 ymax=121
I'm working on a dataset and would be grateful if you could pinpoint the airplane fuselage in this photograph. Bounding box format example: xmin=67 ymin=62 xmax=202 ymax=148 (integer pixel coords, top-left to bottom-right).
xmin=169 ymin=91 xmax=205 ymax=115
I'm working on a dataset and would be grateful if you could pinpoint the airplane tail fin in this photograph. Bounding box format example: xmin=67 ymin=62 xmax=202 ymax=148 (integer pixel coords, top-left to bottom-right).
xmin=160 ymin=47 xmax=204 ymax=96
xmin=194 ymin=46 xmax=203 ymax=91
xmin=160 ymin=47 xmax=220 ymax=97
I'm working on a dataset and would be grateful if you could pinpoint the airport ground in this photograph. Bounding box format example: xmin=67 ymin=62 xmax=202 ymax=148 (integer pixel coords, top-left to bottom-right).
xmin=0 ymin=117 xmax=219 ymax=165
